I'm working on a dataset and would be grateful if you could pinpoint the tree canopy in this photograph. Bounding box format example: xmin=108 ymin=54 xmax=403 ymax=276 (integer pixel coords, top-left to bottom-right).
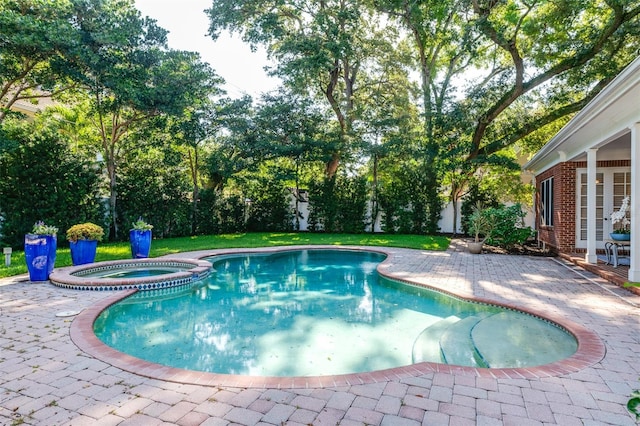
xmin=0 ymin=0 xmax=78 ymax=122
xmin=1 ymin=0 xmax=639 ymax=242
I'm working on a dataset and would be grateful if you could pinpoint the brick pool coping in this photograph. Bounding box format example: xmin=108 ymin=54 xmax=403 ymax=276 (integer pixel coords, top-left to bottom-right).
xmin=70 ymin=246 xmax=606 ymax=389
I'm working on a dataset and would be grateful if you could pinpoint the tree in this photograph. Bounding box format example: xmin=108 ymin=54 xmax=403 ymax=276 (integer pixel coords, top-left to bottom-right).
xmin=207 ymin=0 xmax=397 ymax=178
xmin=379 ymin=0 xmax=640 ymax=232
xmin=202 ymin=96 xmax=257 ymax=192
xmin=203 ymin=92 xmax=327 ymax=191
xmin=355 ymin=39 xmax=422 ymax=232
xmin=68 ymin=0 xmax=220 ymax=238
xmin=377 ymin=0 xmax=487 ymax=233
xmin=465 ymin=0 xmax=640 ymax=162
xmin=170 ymin=96 xmax=248 ymax=234
xmin=253 ymin=92 xmax=331 ymax=229
xmin=0 ymin=0 xmax=78 ymax=123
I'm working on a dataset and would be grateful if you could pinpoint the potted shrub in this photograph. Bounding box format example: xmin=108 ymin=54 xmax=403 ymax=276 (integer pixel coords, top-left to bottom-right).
xmin=129 ymin=217 xmax=153 ymax=259
xmin=466 ymin=204 xmax=494 ymax=254
xmin=24 ymin=221 xmax=58 ymax=281
xmin=66 ymin=222 xmax=104 ymax=265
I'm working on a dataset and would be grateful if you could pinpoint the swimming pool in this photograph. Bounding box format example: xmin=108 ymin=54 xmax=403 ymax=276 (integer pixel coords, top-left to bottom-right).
xmin=93 ymin=249 xmax=578 ymax=377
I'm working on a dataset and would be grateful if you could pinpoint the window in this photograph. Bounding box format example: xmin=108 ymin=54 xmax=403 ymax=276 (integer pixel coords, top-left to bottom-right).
xmin=540 ymin=177 xmax=554 ymax=227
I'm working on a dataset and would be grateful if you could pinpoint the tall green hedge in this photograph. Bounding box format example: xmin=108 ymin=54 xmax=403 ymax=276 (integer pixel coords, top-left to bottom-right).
xmin=0 ymin=121 xmax=102 ymax=247
xmin=308 ymin=174 xmax=368 ymax=233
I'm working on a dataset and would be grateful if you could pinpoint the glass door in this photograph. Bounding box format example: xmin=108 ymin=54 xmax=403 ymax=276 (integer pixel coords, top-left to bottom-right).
xmin=576 ymin=169 xmax=631 ymax=248
xmin=578 ymin=172 xmax=604 ymax=242
xmin=611 ymin=172 xmax=631 ymax=233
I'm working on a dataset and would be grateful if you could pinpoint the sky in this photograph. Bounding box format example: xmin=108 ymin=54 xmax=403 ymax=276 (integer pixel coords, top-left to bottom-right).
xmin=134 ymin=0 xmax=280 ymax=98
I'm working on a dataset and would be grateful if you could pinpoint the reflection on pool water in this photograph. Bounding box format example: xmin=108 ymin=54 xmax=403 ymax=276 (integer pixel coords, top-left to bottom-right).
xmin=93 ymin=249 xmax=578 ymax=377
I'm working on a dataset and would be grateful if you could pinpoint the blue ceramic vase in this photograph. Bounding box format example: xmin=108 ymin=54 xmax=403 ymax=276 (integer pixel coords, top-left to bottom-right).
xmin=129 ymin=229 xmax=152 ymax=258
xmin=24 ymin=234 xmax=57 ymax=281
xmin=70 ymin=239 xmax=98 ymax=265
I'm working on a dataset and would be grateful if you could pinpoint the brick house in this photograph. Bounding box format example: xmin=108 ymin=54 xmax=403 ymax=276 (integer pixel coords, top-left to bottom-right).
xmin=525 ymin=56 xmax=640 ymax=283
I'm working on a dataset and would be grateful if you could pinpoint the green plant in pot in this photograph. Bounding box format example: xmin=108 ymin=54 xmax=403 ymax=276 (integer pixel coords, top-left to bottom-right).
xmin=66 ymin=222 xmax=104 ymax=265
xmin=130 ymin=217 xmax=153 ymax=259
xmin=467 ymin=204 xmax=494 ymax=254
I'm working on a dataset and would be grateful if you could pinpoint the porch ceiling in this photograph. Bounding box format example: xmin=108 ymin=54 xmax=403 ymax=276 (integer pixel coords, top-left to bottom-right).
xmin=571 ymin=132 xmax=631 ymax=162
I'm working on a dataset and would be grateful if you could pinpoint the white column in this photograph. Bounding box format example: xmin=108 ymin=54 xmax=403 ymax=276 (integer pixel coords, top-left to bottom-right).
xmin=629 ymin=124 xmax=640 ymax=282
xmin=585 ymin=148 xmax=598 ymax=264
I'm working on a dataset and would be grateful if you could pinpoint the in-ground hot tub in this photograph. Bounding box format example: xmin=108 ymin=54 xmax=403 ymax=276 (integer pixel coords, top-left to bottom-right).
xmin=48 ymin=258 xmax=212 ymax=291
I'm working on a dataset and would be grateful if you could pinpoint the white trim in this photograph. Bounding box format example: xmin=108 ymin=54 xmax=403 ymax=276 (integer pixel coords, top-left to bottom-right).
xmin=585 ymin=149 xmax=598 ymax=264
xmin=629 ymin=123 xmax=640 ymax=281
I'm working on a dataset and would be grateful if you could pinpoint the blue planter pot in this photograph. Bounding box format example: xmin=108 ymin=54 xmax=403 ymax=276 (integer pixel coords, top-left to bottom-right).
xmin=130 ymin=230 xmax=152 ymax=258
xmin=70 ymin=239 xmax=98 ymax=265
xmin=24 ymin=234 xmax=57 ymax=281
xmin=610 ymin=232 xmax=630 ymax=241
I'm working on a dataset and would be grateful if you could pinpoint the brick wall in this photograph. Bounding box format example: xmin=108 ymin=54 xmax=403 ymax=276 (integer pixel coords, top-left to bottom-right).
xmin=535 ymin=163 xmax=576 ymax=253
xmin=535 ymin=160 xmax=630 ymax=254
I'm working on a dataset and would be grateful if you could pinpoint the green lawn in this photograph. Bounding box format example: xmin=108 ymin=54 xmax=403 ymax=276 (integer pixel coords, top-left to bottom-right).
xmin=1 ymin=232 xmax=450 ymax=279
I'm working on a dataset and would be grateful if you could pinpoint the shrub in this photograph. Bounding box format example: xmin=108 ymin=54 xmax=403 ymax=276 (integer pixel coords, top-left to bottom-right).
xmin=484 ymin=204 xmax=535 ymax=249
xmin=66 ymin=222 xmax=104 ymax=242
xmin=195 ymin=190 xmax=246 ymax=235
xmin=117 ymin=146 xmax=191 ymax=239
xmin=629 ymin=389 xmax=640 ymax=421
xmin=461 ymin=181 xmax=501 ymax=235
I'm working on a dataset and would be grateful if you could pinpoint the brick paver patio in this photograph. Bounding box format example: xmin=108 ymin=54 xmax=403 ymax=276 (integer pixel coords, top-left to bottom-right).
xmin=1 ymin=240 xmax=639 ymax=425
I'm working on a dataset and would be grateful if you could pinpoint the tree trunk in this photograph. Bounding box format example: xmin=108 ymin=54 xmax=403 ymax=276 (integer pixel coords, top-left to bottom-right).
xmin=325 ymin=153 xmax=341 ymax=179
xmin=188 ymin=148 xmax=200 ymax=235
xmin=451 ymin=195 xmax=459 ymax=237
xmin=295 ymin=160 xmax=300 ymax=231
xmin=371 ymin=153 xmax=379 ymax=233
xmin=107 ymin=158 xmax=118 ymax=240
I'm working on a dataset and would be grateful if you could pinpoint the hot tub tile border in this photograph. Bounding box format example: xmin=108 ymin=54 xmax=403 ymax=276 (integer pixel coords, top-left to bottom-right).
xmin=49 ymin=258 xmax=212 ymax=291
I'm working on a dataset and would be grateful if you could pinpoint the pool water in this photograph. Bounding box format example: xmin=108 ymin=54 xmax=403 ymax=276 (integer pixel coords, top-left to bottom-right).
xmin=83 ymin=266 xmax=184 ymax=279
xmin=77 ymin=267 xmax=187 ymax=279
xmin=93 ymin=249 xmax=578 ymax=377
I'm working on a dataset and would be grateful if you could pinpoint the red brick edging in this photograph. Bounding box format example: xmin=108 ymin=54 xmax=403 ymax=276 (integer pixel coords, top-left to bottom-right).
xmin=70 ymin=247 xmax=606 ymax=389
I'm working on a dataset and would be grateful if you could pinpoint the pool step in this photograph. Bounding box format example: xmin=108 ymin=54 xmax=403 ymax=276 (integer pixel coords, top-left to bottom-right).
xmin=471 ymin=311 xmax=578 ymax=368
xmin=412 ymin=316 xmax=460 ymax=363
xmin=439 ymin=314 xmax=492 ymax=368
xmin=413 ymin=311 xmax=578 ymax=368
